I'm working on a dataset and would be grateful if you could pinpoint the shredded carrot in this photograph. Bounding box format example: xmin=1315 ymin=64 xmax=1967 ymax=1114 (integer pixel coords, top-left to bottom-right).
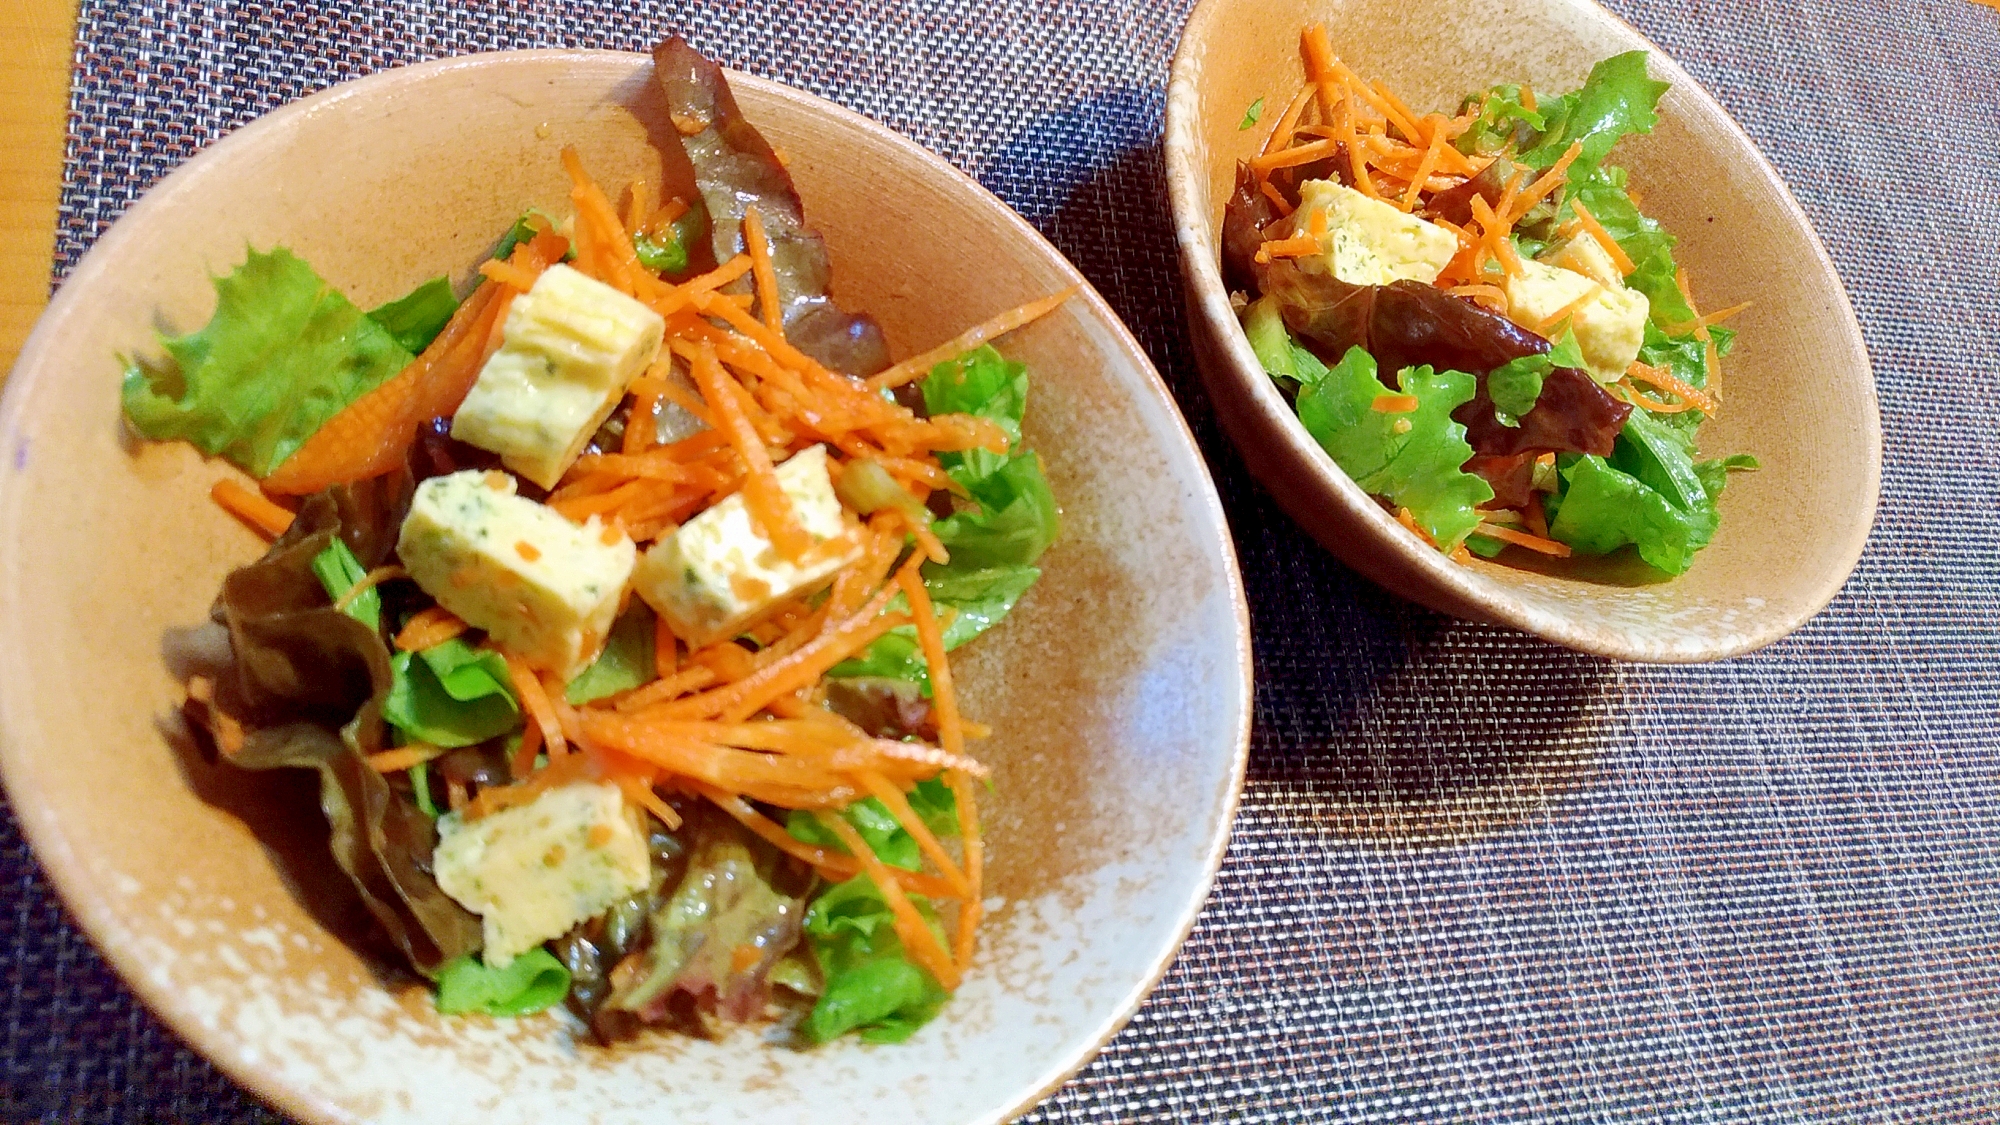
xmin=902 ymin=509 xmax=950 ymax=566
xmin=860 ymin=769 xmax=969 ymax=897
xmin=367 ymin=743 xmax=446 ymax=773
xmin=1565 ymin=197 xmax=1636 ymax=276
xmin=1400 ymin=122 xmax=1447 ymax=212
xmin=210 ymin=479 xmax=293 ymax=539
xmin=1262 ymin=81 xmax=1318 ymax=157
xmin=620 ymin=777 xmax=684 ymax=830
xmin=693 ymin=784 xmax=959 ymax=897
xmin=1448 ymin=284 xmax=1508 ymax=313
xmin=478 ymin=257 xmax=542 ymax=292
xmin=264 ymin=275 xmax=512 ymax=494
xmin=653 ymin=612 xmax=678 ymax=681
xmin=647 ymin=254 xmax=755 ymax=319
xmin=944 ymin=768 xmax=983 ymax=967
xmin=1507 ymin=141 xmax=1582 ymax=224
xmin=1476 ymin=522 xmax=1572 ymax=557
xmin=643 ymin=197 xmax=690 ymax=234
xmin=1524 ymin=492 xmax=1551 ymax=541
xmin=1626 ymin=362 xmax=1716 ymax=415
xmin=547 ymin=674 xmax=586 ymax=745
xmin=1258 ymin=234 xmax=1324 ymax=260
xmin=1371 ymin=393 xmax=1420 ymax=413
xmin=684 ymin=341 xmax=810 ymax=560
xmin=1300 ymin=24 xmax=1346 ymax=127
xmin=1662 ymin=300 xmax=1751 ymax=337
xmin=1366 ymin=80 xmax=1425 ymax=145
xmin=1394 ymin=506 xmax=1440 ymax=549
xmin=742 ymin=205 xmax=785 ymax=336
xmin=1339 ymin=103 xmax=1378 ymax=197
xmin=1248 ymin=137 xmax=1343 ymax=173
xmin=1257 ymin=180 xmax=1295 ymax=216
xmin=334 ymin=566 xmax=404 ymax=612
xmin=561 ymin=146 xmax=648 ymax=297
xmin=394 ymin=606 xmax=469 ymax=652
xmin=817 ymin=811 xmax=961 ymax=990
xmin=1520 ymin=83 xmax=1537 ymax=113
xmin=1618 ymin=377 xmax=1698 ymax=413
xmin=622 ymin=179 xmax=654 ymax=233
xmin=505 ymin=653 xmax=568 ymax=760
xmin=510 ymin=712 xmax=544 ymax=779
xmin=867 ymin=289 xmax=1077 ymax=391
xmin=622 ymin=364 xmax=669 ymax=454
xmin=465 ymin=745 xmax=597 ymax=820
xmin=900 ymin=564 xmax=965 ymax=760
xmin=609 ymin=665 xmax=718 ymax=712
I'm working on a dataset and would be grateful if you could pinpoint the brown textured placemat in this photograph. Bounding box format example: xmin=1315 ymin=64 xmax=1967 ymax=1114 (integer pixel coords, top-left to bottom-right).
xmin=7 ymin=0 xmax=2000 ymax=1121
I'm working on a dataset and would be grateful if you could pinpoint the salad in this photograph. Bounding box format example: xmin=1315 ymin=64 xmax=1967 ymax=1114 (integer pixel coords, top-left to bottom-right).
xmin=124 ymin=38 xmax=1069 ymax=1046
xmin=1226 ymin=26 xmax=1755 ymax=574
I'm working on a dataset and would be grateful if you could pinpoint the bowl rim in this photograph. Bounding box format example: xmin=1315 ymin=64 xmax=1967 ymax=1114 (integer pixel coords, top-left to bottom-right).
xmin=1161 ymin=0 xmax=1883 ymax=663
xmin=0 ymin=47 xmax=1254 ymax=1125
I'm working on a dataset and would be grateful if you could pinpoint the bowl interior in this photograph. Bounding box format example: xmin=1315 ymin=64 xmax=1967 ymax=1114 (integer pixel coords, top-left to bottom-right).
xmin=0 ymin=52 xmax=1249 ymax=1125
xmin=1165 ymin=0 xmax=1880 ymax=661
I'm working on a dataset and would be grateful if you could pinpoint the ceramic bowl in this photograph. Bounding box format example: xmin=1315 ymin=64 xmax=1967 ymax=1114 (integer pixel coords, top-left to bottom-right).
xmin=1165 ymin=0 xmax=1881 ymax=661
xmin=0 ymin=50 xmax=1251 ymax=1125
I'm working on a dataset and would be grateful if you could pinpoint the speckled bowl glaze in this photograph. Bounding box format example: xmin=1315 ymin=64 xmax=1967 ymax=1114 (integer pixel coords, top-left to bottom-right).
xmin=1165 ymin=0 xmax=1881 ymax=662
xmin=0 ymin=51 xmax=1251 ymax=1125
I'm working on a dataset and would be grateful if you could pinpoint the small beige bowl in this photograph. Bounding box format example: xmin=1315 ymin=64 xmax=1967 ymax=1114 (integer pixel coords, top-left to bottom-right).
xmin=1165 ymin=0 xmax=1881 ymax=661
xmin=0 ymin=51 xmax=1251 ymax=1124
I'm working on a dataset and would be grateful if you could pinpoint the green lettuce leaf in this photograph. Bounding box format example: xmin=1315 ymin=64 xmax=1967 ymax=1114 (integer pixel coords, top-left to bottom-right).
xmin=921 ymin=346 xmax=1058 ymax=570
xmin=1568 ymin=170 xmax=1675 ymax=275
xmin=311 ymin=538 xmax=381 ymax=631
xmin=1694 ymin=453 xmax=1760 ymax=498
xmin=1517 ymin=52 xmax=1669 ymax=183
xmin=1455 ymin=84 xmax=1547 ymax=156
xmin=1547 ymin=453 xmax=1715 ymax=574
xmin=1239 ymin=96 xmax=1266 ymax=131
xmin=1243 ymin=295 xmax=1331 ymax=384
xmin=931 ymin=453 xmax=1061 ymax=569
xmin=830 ymin=564 xmax=1039 ymax=689
xmin=122 ymin=247 xmax=414 ymax=478
xmin=1294 ymin=346 xmax=1492 ymax=551
xmin=565 ymin=604 xmax=658 ymax=705
xmin=1485 ymin=331 xmax=1586 ymax=423
xmin=835 ymin=347 xmax=1055 ymax=686
xmin=385 ymin=636 xmax=521 ymax=748
xmin=435 ymin=948 xmax=570 ymax=1017
xmin=366 ymin=277 xmax=458 ymax=353
xmin=1633 ymin=320 xmax=1735 ymax=444
xmin=921 ymin=345 xmax=1028 ymax=478
xmin=803 ymin=876 xmax=951 ymax=1044
xmin=786 ymin=778 xmax=958 ymax=871
xmin=1612 ymin=408 xmax=1709 ymax=511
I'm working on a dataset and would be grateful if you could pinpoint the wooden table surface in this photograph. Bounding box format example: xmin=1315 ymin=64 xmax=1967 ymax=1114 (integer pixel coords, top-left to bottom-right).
xmin=1 ymin=0 xmax=82 ymax=377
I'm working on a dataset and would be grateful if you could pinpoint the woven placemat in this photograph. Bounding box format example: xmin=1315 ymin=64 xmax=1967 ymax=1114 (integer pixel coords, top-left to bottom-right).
xmin=8 ymin=0 xmax=1999 ymax=1121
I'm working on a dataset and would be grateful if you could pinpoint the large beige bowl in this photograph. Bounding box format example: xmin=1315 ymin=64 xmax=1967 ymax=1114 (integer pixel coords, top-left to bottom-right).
xmin=0 ymin=51 xmax=1250 ymax=1124
xmin=1165 ymin=0 xmax=1881 ymax=661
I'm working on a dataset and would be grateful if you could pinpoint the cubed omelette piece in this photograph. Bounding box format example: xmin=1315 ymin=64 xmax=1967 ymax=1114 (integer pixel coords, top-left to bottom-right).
xmin=1293 ymin=179 xmax=1459 ymax=287
xmin=398 ymin=470 xmax=636 ymax=680
xmin=633 ymin=444 xmax=862 ymax=646
xmin=1501 ymin=259 xmax=1650 ymax=383
xmin=433 ymin=782 xmax=650 ymax=968
xmin=451 ymin=264 xmax=666 ymax=489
